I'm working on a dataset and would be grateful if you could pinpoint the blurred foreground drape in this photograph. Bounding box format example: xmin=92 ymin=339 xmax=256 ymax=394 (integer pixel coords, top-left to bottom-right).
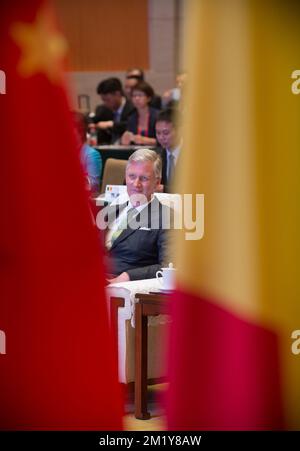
xmin=167 ymin=0 xmax=300 ymax=430
xmin=0 ymin=0 xmax=122 ymax=429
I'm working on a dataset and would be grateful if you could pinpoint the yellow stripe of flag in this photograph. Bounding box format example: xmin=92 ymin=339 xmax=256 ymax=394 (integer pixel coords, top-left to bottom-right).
xmin=175 ymin=0 xmax=300 ymax=428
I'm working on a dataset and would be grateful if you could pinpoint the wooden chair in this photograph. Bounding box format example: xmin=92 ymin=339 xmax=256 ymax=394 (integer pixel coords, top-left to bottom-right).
xmin=100 ymin=158 xmax=127 ymax=193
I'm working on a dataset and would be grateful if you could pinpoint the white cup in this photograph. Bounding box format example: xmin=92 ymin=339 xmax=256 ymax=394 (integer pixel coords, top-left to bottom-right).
xmin=156 ymin=263 xmax=176 ymax=291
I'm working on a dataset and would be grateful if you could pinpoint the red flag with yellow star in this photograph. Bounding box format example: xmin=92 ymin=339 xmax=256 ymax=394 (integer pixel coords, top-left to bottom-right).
xmin=0 ymin=1 xmax=123 ymax=429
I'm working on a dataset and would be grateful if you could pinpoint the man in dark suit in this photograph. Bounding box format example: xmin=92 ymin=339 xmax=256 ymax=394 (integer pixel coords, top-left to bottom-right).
xmin=101 ymin=149 xmax=172 ymax=283
xmin=155 ymin=108 xmax=182 ymax=193
xmin=93 ymin=77 xmax=135 ymax=144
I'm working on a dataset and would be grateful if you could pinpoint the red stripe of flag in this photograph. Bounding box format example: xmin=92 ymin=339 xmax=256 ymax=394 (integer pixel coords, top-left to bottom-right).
xmin=0 ymin=1 xmax=122 ymax=430
xmin=166 ymin=288 xmax=284 ymax=430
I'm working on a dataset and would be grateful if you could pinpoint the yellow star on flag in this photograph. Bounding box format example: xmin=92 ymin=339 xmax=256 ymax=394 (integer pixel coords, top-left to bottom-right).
xmin=11 ymin=5 xmax=68 ymax=83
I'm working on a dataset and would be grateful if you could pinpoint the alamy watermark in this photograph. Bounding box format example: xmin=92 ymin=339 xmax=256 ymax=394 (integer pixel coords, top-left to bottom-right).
xmin=291 ymin=70 xmax=300 ymax=95
xmin=290 ymin=70 xmax=300 ymax=354
xmin=291 ymin=330 xmax=300 ymax=355
xmin=0 ymin=69 xmax=6 ymax=94
xmin=96 ymin=193 xmax=204 ymax=241
xmin=0 ymin=330 xmax=6 ymax=354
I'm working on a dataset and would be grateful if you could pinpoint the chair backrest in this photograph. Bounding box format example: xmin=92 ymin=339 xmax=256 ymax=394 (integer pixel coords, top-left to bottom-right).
xmin=100 ymin=158 xmax=127 ymax=193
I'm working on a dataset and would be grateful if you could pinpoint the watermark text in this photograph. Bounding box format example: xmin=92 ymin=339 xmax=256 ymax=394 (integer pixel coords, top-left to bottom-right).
xmin=291 ymin=330 xmax=300 ymax=355
xmin=0 ymin=69 xmax=6 ymax=94
xmin=96 ymin=194 xmax=204 ymax=241
xmin=0 ymin=330 xmax=6 ymax=354
xmin=291 ymin=70 xmax=300 ymax=95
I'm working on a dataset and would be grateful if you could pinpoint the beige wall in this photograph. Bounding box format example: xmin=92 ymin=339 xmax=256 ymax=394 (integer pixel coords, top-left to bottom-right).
xmin=63 ymin=0 xmax=186 ymax=112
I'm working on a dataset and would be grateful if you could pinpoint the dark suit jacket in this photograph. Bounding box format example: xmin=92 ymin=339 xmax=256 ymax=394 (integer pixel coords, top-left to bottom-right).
xmin=149 ymin=94 xmax=162 ymax=110
xmin=94 ymin=100 xmax=135 ymax=144
xmin=156 ymin=147 xmax=180 ymax=193
xmin=103 ymin=197 xmax=171 ymax=280
xmin=126 ymin=107 xmax=158 ymax=139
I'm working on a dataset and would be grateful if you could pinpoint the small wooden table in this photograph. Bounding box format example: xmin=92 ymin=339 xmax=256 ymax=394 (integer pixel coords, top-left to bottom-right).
xmin=134 ymin=292 xmax=170 ymax=420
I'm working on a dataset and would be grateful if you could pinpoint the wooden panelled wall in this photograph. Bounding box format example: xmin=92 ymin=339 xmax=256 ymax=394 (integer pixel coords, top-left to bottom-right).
xmin=54 ymin=0 xmax=149 ymax=71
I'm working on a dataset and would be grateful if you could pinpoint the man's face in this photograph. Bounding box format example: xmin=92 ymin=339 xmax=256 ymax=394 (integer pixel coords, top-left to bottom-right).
xmin=100 ymin=92 xmax=122 ymax=111
xmin=155 ymin=120 xmax=177 ymax=150
xmin=126 ymin=161 xmax=160 ymax=205
xmin=124 ymin=78 xmax=138 ymax=99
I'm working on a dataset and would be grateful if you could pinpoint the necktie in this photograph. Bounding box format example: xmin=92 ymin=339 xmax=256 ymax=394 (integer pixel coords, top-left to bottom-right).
xmin=113 ymin=110 xmax=121 ymax=123
xmin=110 ymin=207 xmax=137 ymax=246
xmin=168 ymin=153 xmax=175 ymax=182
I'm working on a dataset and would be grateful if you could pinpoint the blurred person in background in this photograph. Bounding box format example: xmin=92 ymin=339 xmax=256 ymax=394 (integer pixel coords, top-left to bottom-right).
xmin=126 ymin=67 xmax=145 ymax=80
xmin=121 ymin=81 xmax=158 ymax=146
xmin=125 ymin=67 xmax=162 ymax=110
xmin=92 ymin=77 xmax=134 ymax=144
xmin=73 ymin=112 xmax=102 ymax=194
xmin=162 ymin=72 xmax=187 ymax=109
xmin=124 ymin=68 xmax=144 ymax=100
xmin=124 ymin=75 xmax=140 ymax=100
xmin=155 ymin=108 xmax=182 ymax=193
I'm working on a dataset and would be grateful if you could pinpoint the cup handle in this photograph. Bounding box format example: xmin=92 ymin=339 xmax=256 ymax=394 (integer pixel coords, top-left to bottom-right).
xmin=156 ymin=270 xmax=163 ymax=285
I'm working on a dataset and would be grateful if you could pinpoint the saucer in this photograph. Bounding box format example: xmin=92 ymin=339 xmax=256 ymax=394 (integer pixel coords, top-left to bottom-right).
xmin=159 ymin=288 xmax=174 ymax=294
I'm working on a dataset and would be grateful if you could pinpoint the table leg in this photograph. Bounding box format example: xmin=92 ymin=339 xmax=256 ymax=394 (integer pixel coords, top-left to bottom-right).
xmin=134 ymin=302 xmax=150 ymax=419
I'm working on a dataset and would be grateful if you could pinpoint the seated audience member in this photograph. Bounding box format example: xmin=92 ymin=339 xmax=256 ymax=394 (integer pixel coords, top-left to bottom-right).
xmin=126 ymin=67 xmax=145 ymax=80
xmin=124 ymin=75 xmax=141 ymax=100
xmin=125 ymin=68 xmax=162 ymax=110
xmin=121 ymin=81 xmax=158 ymax=146
xmin=92 ymin=77 xmax=134 ymax=144
xmin=162 ymin=72 xmax=187 ymax=110
xmin=155 ymin=108 xmax=182 ymax=193
xmin=73 ymin=112 xmax=102 ymax=193
xmin=102 ymin=149 xmax=172 ymax=283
